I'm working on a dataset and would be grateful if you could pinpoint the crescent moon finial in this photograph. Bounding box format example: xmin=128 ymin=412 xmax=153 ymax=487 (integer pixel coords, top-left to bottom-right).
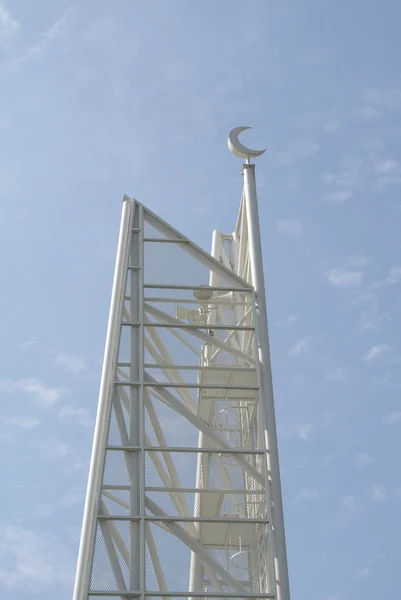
xmin=228 ymin=126 xmax=265 ymax=160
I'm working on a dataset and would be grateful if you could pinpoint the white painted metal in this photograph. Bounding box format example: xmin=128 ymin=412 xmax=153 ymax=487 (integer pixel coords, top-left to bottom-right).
xmin=243 ymin=163 xmax=290 ymax=600
xmin=73 ymin=131 xmax=290 ymax=600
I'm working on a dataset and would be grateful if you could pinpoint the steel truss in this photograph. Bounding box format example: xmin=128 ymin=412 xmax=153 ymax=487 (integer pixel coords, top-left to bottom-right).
xmin=74 ymin=164 xmax=290 ymax=600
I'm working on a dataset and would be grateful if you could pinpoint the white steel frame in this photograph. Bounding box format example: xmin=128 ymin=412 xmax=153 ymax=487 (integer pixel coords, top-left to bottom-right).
xmin=73 ymin=159 xmax=290 ymax=600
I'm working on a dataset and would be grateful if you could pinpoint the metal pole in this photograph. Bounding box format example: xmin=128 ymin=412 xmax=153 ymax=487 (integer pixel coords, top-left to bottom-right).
xmin=73 ymin=196 xmax=134 ymax=600
xmin=242 ymin=163 xmax=291 ymax=600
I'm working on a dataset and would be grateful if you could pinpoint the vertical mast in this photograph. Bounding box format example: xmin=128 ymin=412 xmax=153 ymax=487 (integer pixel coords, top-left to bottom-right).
xmin=229 ymin=127 xmax=291 ymax=600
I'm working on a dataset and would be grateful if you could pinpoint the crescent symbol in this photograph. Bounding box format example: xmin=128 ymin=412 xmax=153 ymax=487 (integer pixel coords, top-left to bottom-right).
xmin=228 ymin=126 xmax=265 ymax=159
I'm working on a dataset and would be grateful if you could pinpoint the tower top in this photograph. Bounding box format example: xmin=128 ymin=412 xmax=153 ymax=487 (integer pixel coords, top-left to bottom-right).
xmin=228 ymin=126 xmax=265 ymax=161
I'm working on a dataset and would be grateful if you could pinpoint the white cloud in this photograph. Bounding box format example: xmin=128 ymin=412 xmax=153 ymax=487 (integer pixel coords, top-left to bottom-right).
xmin=363 ymin=344 xmax=390 ymax=363
xmin=375 ymin=159 xmax=398 ymax=174
xmin=356 ymin=566 xmax=371 ymax=579
xmin=289 ymin=141 xmax=319 ymax=157
xmin=384 ymin=266 xmax=401 ymax=285
xmin=341 ymin=495 xmax=357 ymax=513
xmin=347 ymin=255 xmax=368 ymax=267
xmin=297 ymin=422 xmax=313 ymax=442
xmin=19 ymin=340 xmax=36 ymax=351
xmin=276 ymin=218 xmax=303 ymax=239
xmin=323 ymin=410 xmax=335 ymax=426
xmin=366 ymin=87 xmax=401 ymax=110
xmin=323 ymin=120 xmax=339 ymax=133
xmin=322 ymin=170 xmax=359 ymax=189
xmin=53 ymin=352 xmax=86 ymax=374
xmin=0 ymin=525 xmax=74 ymax=589
xmin=35 ymin=440 xmax=71 ymax=459
xmin=356 ymin=554 xmax=385 ymax=579
xmin=9 ymin=4 xmax=76 ymax=69
xmin=385 ymin=411 xmax=401 ymax=424
xmin=273 ymin=152 xmax=293 ymax=167
xmin=59 ymin=486 xmax=86 ymax=507
xmin=0 ymin=378 xmax=65 ymax=407
xmin=323 ymin=190 xmax=353 ymax=203
xmin=354 ymin=106 xmax=382 ymax=121
xmin=325 ymin=367 xmax=349 ymax=383
xmin=354 ymin=452 xmax=375 ymax=467
xmin=277 ymin=314 xmax=298 ymax=327
xmin=289 ymin=334 xmax=320 ymax=357
xmin=0 ymin=416 xmax=39 ymax=430
xmin=367 ymin=485 xmax=387 ymax=501
xmin=59 ymin=405 xmax=92 ymax=427
xmin=324 ymin=267 xmax=363 ymax=287
xmin=0 ymin=4 xmax=19 ymax=48
xmin=294 ymin=486 xmax=319 ymax=503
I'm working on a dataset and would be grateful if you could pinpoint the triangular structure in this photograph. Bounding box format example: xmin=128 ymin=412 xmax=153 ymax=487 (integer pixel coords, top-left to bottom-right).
xmin=73 ymin=161 xmax=290 ymax=600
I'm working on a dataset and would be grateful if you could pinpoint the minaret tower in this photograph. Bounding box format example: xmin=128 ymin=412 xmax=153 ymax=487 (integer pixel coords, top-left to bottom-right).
xmin=73 ymin=128 xmax=291 ymax=600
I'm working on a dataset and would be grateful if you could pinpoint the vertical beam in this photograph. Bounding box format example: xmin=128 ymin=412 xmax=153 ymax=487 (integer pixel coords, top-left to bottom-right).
xmin=243 ymin=163 xmax=290 ymax=600
xmin=73 ymin=196 xmax=134 ymax=600
xmin=129 ymin=204 xmax=141 ymax=592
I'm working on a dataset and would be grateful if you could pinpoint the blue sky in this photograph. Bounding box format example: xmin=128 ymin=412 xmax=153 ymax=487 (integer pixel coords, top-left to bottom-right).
xmin=1 ymin=1 xmax=400 ymax=598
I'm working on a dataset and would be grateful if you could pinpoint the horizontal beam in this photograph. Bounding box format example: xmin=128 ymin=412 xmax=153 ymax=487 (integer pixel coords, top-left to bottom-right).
xmin=145 ymin=486 xmax=266 ymax=494
xmin=144 ymin=284 xmax=252 ymax=292
xmin=98 ymin=515 xmax=269 ymax=523
xmin=114 ymin=382 xmax=258 ymax=390
xmin=143 ymin=323 xmax=255 ymax=331
xmin=105 ymin=445 xmax=263 ymax=454
xmin=143 ymin=297 xmax=252 ymax=305
xmin=143 ymin=238 xmax=190 ymax=243
xmin=89 ymin=593 xmax=275 ymax=598
xmin=141 ymin=363 xmax=256 ymax=372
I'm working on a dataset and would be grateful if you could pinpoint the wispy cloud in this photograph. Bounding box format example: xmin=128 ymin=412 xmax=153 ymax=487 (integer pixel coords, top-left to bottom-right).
xmin=0 ymin=4 xmax=20 ymax=48
xmin=367 ymin=485 xmax=387 ymax=501
xmin=323 ymin=120 xmax=340 ymax=133
xmin=289 ymin=334 xmax=320 ymax=357
xmin=366 ymin=86 xmax=401 ymax=111
xmin=0 ymin=524 xmax=74 ymax=589
xmin=353 ymin=106 xmax=382 ymax=121
xmin=324 ymin=266 xmax=363 ymax=287
xmin=325 ymin=366 xmax=349 ymax=383
xmin=8 ymin=4 xmax=76 ymax=69
xmin=374 ymin=159 xmax=399 ymax=174
xmin=363 ymin=344 xmax=390 ymax=363
xmin=323 ymin=190 xmax=353 ymax=203
xmin=294 ymin=486 xmax=319 ymax=503
xmin=0 ymin=416 xmax=39 ymax=430
xmin=35 ymin=439 xmax=71 ymax=459
xmin=19 ymin=340 xmax=36 ymax=351
xmin=277 ymin=314 xmax=298 ymax=328
xmin=0 ymin=378 xmax=65 ymax=407
xmin=59 ymin=405 xmax=92 ymax=427
xmin=341 ymin=494 xmax=357 ymax=514
xmin=53 ymin=352 xmax=86 ymax=374
xmin=354 ymin=452 xmax=375 ymax=467
xmin=356 ymin=554 xmax=385 ymax=579
xmin=58 ymin=486 xmax=86 ymax=507
xmin=289 ymin=141 xmax=319 ymax=158
xmin=297 ymin=422 xmax=313 ymax=441
xmin=276 ymin=218 xmax=303 ymax=239
xmin=351 ymin=292 xmax=387 ymax=330
xmin=385 ymin=411 xmax=401 ymax=424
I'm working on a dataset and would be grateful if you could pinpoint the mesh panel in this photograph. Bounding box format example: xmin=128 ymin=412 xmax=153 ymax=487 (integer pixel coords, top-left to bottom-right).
xmin=90 ymin=520 xmax=139 ymax=591
xmin=107 ymin=386 xmax=139 ymax=446
xmin=145 ymin=521 xmax=270 ymax=593
xmin=103 ymin=450 xmax=140 ymax=495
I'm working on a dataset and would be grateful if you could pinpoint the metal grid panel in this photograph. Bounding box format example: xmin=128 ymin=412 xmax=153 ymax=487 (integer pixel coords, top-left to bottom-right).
xmin=89 ymin=520 xmax=139 ymax=592
xmin=145 ymin=521 xmax=270 ymax=593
